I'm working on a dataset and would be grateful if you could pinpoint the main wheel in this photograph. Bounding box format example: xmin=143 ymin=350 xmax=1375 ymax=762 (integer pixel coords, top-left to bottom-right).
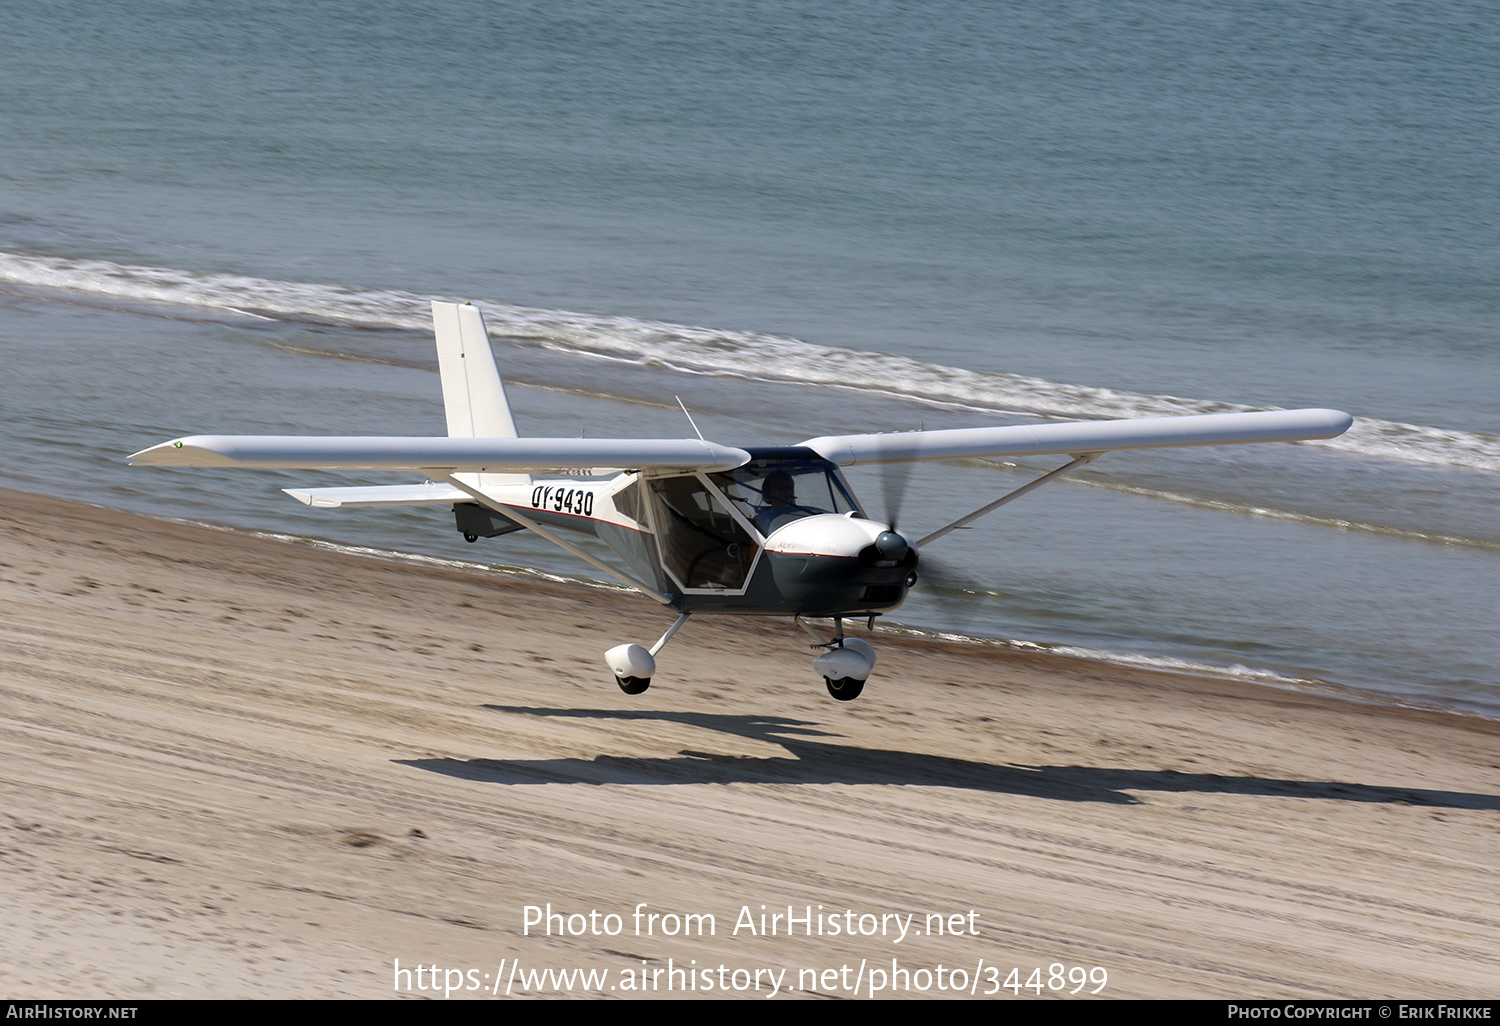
xmin=824 ymin=675 xmax=864 ymax=701
xmin=616 ymin=675 xmax=650 ymax=695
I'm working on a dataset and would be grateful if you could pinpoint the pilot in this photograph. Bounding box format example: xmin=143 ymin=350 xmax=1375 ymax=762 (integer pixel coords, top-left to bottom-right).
xmin=754 ymin=469 xmax=821 ymax=535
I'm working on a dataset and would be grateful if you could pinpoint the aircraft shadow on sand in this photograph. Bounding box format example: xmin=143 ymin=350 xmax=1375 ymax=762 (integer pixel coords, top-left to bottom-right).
xmin=395 ymin=706 xmax=1500 ymax=810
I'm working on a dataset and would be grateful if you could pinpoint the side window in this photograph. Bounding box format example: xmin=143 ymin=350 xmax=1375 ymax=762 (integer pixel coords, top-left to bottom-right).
xmin=611 ymin=478 xmax=648 ymax=529
xmin=649 ymin=476 xmax=758 ymax=590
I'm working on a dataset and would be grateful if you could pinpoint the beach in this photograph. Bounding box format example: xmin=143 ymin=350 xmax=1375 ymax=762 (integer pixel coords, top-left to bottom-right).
xmin=1 ymin=486 xmax=1494 ymax=999
xmin=1 ymin=0 xmax=1495 ymax=1002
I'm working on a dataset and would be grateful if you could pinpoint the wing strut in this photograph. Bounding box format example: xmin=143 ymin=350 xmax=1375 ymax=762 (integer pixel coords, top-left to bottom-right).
xmin=916 ymin=453 xmax=1100 ymax=548
xmin=432 ymin=472 xmax=673 ymax=605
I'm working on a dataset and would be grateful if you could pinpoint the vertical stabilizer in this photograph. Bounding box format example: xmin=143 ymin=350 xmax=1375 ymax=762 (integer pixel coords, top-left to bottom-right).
xmin=433 ymin=301 xmax=519 ymax=438
xmin=432 ymin=301 xmax=528 ymax=487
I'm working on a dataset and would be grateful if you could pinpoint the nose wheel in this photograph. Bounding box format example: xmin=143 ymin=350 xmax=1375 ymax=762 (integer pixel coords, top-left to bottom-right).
xmin=802 ymin=619 xmax=877 ymax=701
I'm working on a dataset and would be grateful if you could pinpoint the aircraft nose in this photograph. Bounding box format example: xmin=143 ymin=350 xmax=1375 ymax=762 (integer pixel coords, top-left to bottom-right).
xmin=873 ymin=530 xmax=909 ymax=562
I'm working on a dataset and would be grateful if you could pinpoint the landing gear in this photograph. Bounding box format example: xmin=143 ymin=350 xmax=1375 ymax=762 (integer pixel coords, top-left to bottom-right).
xmin=800 ymin=617 xmax=877 ymax=702
xmin=824 ymin=675 xmax=865 ymax=701
xmin=616 ymin=675 xmax=650 ymax=695
xmin=604 ymin=612 xmax=690 ymax=696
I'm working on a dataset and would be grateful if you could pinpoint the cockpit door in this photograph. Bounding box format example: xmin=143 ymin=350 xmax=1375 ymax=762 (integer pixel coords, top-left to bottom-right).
xmin=647 ymin=473 xmax=761 ymax=592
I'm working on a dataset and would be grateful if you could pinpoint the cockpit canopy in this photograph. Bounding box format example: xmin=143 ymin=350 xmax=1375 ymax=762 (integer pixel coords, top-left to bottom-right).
xmin=643 ymin=449 xmax=863 ymax=593
xmin=711 ymin=450 xmax=861 ymax=536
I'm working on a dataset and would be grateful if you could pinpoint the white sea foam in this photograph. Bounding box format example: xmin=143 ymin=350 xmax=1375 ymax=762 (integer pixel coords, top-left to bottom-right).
xmin=1059 ymin=476 xmax=1500 ymax=549
xmin=874 ymin=623 xmax=1497 ymax=718
xmin=4 ymin=250 xmax=1495 ymax=473
xmin=875 ymin=621 xmax=1317 ymax=686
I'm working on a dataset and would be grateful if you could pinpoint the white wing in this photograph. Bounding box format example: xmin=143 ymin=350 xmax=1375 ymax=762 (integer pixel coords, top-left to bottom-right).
xmin=128 ymin=435 xmax=751 ymax=474
xmin=800 ymin=409 xmax=1352 ymax=465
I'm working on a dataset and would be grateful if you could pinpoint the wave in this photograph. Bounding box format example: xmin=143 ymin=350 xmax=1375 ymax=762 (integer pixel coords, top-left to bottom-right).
xmin=4 ymin=250 xmax=1495 ymax=473
xmin=1060 ymin=478 xmax=1500 ymax=549
xmin=876 ymin=625 xmax=1499 ymax=718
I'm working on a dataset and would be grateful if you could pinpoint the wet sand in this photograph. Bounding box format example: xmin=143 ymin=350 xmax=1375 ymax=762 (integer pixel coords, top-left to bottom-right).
xmin=0 ymin=487 xmax=1495 ymax=999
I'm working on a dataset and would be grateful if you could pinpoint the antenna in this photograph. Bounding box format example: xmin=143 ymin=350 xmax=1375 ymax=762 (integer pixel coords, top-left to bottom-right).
xmin=675 ymin=396 xmax=705 ymax=441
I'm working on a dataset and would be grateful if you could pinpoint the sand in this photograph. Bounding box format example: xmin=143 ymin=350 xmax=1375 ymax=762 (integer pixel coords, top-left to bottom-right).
xmin=0 ymin=487 xmax=1495 ymax=999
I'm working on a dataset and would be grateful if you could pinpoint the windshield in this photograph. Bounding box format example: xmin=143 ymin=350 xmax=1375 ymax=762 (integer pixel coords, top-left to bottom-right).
xmin=711 ymin=458 xmax=860 ymax=536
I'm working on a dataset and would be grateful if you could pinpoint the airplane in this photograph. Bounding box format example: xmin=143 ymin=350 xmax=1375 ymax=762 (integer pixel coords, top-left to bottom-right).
xmin=130 ymin=301 xmax=1354 ymax=701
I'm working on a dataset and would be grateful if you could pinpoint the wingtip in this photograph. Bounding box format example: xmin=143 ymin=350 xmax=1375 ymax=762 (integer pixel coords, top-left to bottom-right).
xmin=1297 ymin=408 xmax=1355 ymax=439
xmin=282 ymin=488 xmax=320 ymax=506
xmin=126 ymin=436 xmax=237 ymax=466
xmin=126 ymin=440 xmax=176 ymax=464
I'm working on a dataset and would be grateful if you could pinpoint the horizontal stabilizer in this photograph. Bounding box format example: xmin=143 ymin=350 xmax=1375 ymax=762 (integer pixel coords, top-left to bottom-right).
xmin=129 ymin=435 xmax=752 ymax=474
xmin=283 ymin=483 xmax=470 ymax=508
xmin=800 ymin=409 xmax=1353 ymax=465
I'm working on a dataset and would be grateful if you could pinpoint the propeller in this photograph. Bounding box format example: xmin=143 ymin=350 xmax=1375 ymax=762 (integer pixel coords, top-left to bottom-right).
xmin=866 ymin=440 xmax=988 ymax=610
xmin=866 ymin=437 xmax=917 ymax=568
xmin=878 ymin=449 xmax=915 ymax=535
